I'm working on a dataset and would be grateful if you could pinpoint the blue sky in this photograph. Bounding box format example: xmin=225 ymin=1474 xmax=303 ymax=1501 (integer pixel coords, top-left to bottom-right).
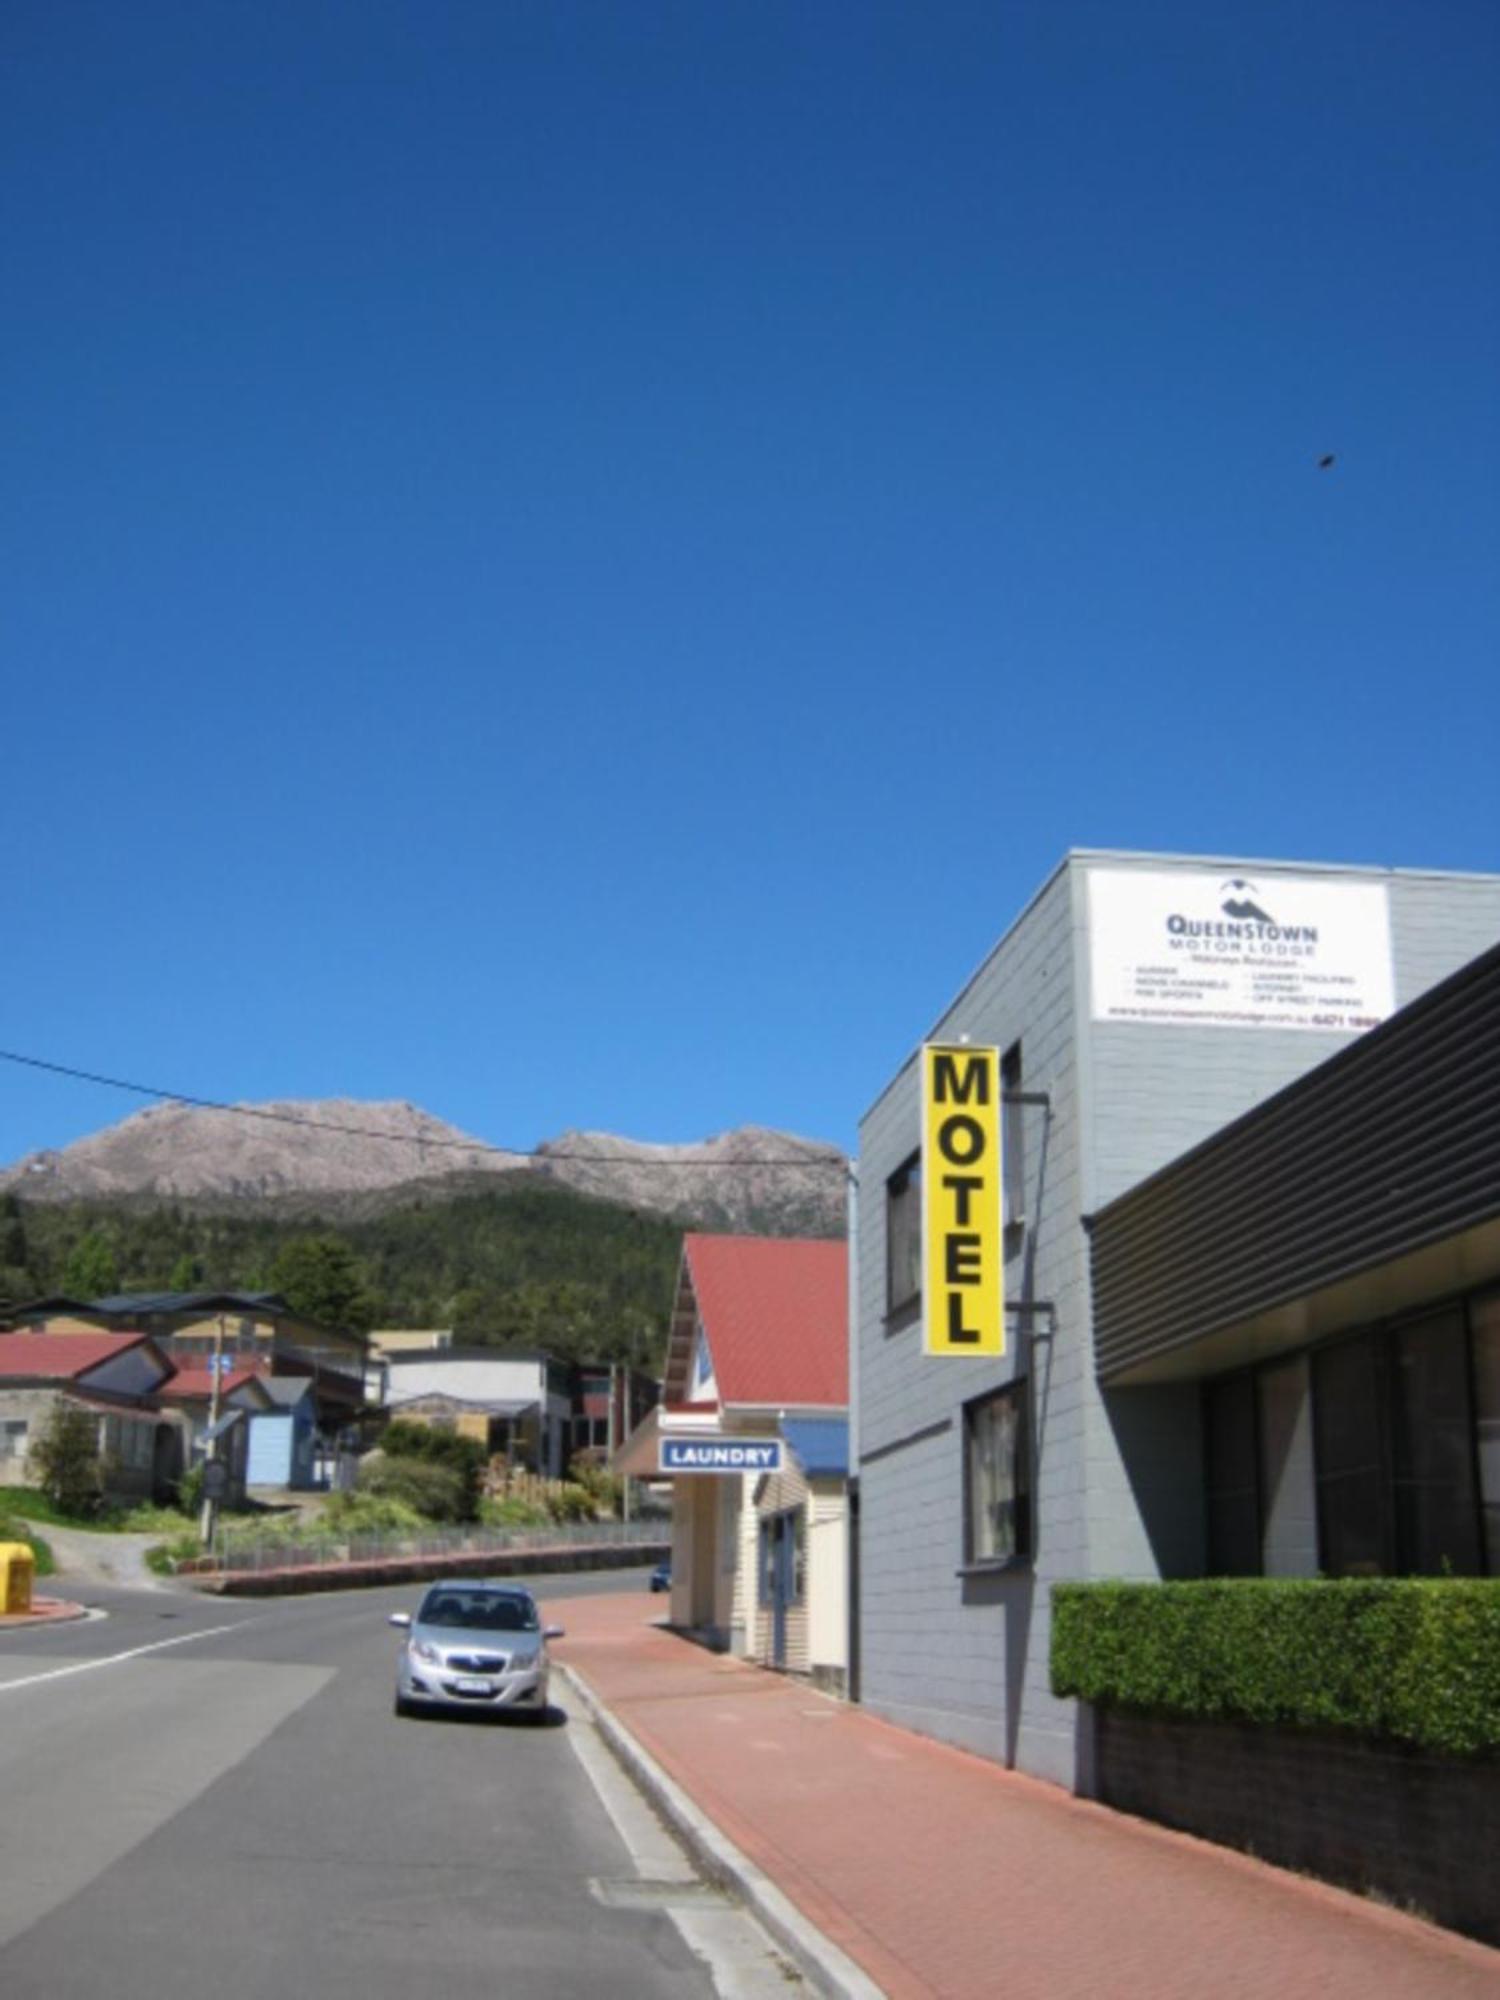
xmin=4 ymin=0 xmax=1497 ymax=1166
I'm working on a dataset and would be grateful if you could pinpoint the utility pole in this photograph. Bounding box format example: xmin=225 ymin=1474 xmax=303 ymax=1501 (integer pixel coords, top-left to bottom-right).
xmin=622 ymin=1335 xmax=636 ymax=1523
xmin=198 ymin=1314 xmax=226 ymax=1550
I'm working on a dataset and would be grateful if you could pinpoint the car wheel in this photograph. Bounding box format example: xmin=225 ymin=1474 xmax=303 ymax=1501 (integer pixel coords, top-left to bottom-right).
xmin=394 ymin=1693 xmax=416 ymax=1718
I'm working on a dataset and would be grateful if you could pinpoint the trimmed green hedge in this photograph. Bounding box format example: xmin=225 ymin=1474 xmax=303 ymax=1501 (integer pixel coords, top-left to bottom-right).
xmin=1050 ymin=1578 xmax=1500 ymax=1758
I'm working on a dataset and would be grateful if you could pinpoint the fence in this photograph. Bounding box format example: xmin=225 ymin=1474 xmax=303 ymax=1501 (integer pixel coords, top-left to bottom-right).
xmin=208 ymin=1514 xmax=667 ymax=1576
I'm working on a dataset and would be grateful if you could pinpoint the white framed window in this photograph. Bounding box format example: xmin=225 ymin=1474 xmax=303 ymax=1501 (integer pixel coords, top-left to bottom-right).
xmin=963 ymin=1381 xmax=1031 ymax=1567
xmin=886 ymin=1153 xmax=922 ymax=1314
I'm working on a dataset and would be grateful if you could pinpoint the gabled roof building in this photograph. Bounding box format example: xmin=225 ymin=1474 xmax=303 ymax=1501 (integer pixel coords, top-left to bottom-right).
xmin=624 ymin=1233 xmax=850 ymax=1681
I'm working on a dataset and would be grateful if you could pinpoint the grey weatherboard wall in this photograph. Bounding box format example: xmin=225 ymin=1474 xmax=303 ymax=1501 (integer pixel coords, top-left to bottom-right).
xmin=853 ymin=851 xmax=1500 ymax=1791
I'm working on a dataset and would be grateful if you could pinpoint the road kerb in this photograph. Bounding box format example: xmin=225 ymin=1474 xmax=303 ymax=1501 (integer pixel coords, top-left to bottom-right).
xmin=555 ymin=1661 xmax=886 ymax=2000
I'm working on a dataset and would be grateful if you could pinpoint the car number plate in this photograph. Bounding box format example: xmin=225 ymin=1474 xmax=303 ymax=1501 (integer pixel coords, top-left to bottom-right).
xmin=454 ymin=1676 xmax=493 ymax=1694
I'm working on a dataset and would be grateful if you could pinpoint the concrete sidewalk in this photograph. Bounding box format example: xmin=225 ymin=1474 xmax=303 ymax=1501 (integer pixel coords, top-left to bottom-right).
xmin=547 ymin=1589 xmax=1499 ymax=2000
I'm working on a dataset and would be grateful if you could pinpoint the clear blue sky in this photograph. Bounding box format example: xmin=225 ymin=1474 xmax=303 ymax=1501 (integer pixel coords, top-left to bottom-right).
xmin=4 ymin=1 xmax=1497 ymax=1165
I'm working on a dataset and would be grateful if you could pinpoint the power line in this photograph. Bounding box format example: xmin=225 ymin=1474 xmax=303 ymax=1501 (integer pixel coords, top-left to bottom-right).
xmin=0 ymin=1046 xmax=848 ymax=1171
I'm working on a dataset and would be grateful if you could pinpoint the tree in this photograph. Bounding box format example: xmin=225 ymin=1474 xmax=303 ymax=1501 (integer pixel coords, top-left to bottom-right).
xmin=270 ymin=1234 xmax=377 ymax=1332
xmin=0 ymin=1194 xmax=32 ymax=1299
xmin=30 ymin=1401 xmax=104 ymax=1516
xmin=169 ymin=1252 xmax=203 ymax=1292
xmin=62 ymin=1231 xmax=119 ymax=1300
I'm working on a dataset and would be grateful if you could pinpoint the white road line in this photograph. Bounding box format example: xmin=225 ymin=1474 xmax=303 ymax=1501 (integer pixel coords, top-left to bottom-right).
xmin=0 ymin=1621 xmax=247 ymax=1693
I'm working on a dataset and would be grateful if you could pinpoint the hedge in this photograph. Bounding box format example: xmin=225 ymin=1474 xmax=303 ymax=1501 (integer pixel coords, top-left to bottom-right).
xmin=1050 ymin=1578 xmax=1500 ymax=1758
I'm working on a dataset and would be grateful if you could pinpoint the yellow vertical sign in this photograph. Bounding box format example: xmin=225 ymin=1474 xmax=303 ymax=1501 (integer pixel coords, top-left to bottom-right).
xmin=922 ymin=1044 xmax=1004 ymax=1358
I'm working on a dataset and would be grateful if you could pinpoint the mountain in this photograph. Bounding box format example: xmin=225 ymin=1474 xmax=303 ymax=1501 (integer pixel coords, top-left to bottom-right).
xmin=0 ymin=1099 xmax=849 ymax=1237
xmin=534 ymin=1126 xmax=846 ymax=1237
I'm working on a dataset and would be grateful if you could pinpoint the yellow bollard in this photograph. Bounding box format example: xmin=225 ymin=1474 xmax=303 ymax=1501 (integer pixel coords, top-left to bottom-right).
xmin=0 ymin=1541 xmax=36 ymax=1614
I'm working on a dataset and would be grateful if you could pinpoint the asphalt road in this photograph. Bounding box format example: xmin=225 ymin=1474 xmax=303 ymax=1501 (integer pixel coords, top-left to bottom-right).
xmin=0 ymin=1568 xmax=793 ymax=2000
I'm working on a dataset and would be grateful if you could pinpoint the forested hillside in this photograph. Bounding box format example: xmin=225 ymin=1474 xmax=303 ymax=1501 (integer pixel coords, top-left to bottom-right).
xmin=0 ymin=1179 xmax=690 ymax=1370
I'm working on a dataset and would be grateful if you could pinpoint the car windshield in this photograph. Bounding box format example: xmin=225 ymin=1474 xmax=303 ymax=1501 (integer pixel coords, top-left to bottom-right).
xmin=418 ymin=1590 xmax=539 ymax=1633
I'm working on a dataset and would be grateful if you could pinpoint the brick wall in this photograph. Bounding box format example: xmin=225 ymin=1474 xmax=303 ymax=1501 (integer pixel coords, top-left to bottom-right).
xmin=1094 ymin=1708 xmax=1500 ymax=1946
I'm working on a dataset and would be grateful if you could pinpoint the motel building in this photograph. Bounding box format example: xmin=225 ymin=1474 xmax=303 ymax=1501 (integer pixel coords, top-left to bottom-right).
xmin=855 ymin=848 xmax=1500 ymax=1793
xmin=616 ymin=1233 xmax=850 ymax=1689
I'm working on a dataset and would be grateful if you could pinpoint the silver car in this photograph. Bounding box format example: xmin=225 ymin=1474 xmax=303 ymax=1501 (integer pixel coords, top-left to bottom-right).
xmin=390 ymin=1581 xmax=564 ymax=1720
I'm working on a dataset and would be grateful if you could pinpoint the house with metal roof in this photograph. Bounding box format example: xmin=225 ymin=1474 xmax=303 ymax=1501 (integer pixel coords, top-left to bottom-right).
xmin=158 ymin=1363 xmax=276 ymax=1506
xmin=0 ymin=1329 xmax=179 ymax=1503
xmin=383 ymin=1348 xmax=575 ymax=1477
xmin=617 ymin=1233 xmax=850 ymax=1687
xmin=246 ymin=1376 xmax=320 ymax=1490
xmin=7 ymin=1290 xmax=376 ymax=1479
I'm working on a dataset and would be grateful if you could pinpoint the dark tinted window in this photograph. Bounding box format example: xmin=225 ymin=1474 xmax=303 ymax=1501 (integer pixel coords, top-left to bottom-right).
xmin=1204 ymin=1372 xmax=1259 ymax=1575
xmin=1390 ymin=1309 xmax=1480 ymax=1575
xmin=886 ymin=1154 xmax=921 ymax=1314
xmin=1472 ymin=1295 xmax=1500 ymax=1574
xmin=1312 ymin=1334 xmax=1390 ymax=1577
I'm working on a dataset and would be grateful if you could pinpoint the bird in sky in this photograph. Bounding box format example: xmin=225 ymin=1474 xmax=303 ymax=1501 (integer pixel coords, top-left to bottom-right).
xmin=1317 ymin=453 xmax=1337 ymax=469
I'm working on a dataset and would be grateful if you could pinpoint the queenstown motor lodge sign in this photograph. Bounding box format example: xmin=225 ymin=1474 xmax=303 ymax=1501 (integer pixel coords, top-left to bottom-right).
xmin=1088 ymin=868 xmax=1396 ymax=1033
xmin=922 ymin=1043 xmax=1004 ymax=1359
xmin=658 ymin=1437 xmax=785 ymax=1474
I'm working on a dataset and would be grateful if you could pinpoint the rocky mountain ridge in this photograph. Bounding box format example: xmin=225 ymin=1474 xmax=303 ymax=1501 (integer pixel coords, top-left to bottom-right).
xmin=1 ymin=1099 xmax=849 ymax=1237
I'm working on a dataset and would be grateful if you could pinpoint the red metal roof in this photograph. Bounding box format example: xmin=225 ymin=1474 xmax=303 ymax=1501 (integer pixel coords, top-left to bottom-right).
xmin=0 ymin=1330 xmax=149 ymax=1381
xmin=682 ymin=1235 xmax=847 ymax=1409
xmin=159 ymin=1364 xmax=264 ymax=1402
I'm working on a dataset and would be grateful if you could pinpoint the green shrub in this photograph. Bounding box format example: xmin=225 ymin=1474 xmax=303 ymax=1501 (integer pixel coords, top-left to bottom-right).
xmin=479 ymin=1495 xmax=550 ymax=1529
xmin=319 ymin=1491 xmax=427 ymax=1536
xmin=377 ymin=1421 xmax=485 ymax=1520
xmin=568 ymin=1456 xmax=622 ymax=1517
xmin=1051 ymin=1578 xmax=1500 ymax=1758
xmin=28 ymin=1404 xmax=104 ymax=1518
xmin=358 ymin=1453 xmax=470 ymax=1523
xmin=545 ymin=1482 xmax=601 ymax=1524
xmin=145 ymin=1532 xmax=203 ymax=1574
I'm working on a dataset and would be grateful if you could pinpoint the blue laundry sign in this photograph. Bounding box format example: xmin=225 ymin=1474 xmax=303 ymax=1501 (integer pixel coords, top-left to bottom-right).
xmin=659 ymin=1437 xmax=784 ymax=1474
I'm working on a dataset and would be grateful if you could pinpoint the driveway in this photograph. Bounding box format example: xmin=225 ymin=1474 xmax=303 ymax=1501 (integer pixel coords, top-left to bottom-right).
xmin=36 ymin=1523 xmax=170 ymax=1592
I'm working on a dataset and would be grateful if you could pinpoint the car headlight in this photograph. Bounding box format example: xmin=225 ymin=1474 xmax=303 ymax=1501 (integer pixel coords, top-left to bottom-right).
xmin=411 ymin=1639 xmax=440 ymax=1664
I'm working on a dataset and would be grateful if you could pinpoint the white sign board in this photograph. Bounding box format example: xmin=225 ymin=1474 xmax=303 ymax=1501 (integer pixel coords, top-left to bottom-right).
xmin=1088 ymin=869 xmax=1395 ymax=1034
xmin=659 ymin=1437 xmax=784 ymax=1474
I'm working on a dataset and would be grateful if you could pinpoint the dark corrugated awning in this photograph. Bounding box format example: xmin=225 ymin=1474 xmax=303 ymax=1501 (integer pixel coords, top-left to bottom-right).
xmin=1091 ymin=938 xmax=1500 ymax=1384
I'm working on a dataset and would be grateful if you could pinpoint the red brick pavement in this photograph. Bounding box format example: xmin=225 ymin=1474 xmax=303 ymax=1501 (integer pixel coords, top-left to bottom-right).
xmin=0 ymin=1594 xmax=87 ymax=1628
xmin=546 ymin=1589 xmax=1500 ymax=2000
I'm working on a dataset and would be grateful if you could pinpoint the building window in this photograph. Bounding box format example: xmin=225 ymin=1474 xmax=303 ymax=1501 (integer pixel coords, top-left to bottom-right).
xmin=1390 ymin=1308 xmax=1480 ymax=1575
xmin=1203 ymin=1288 xmax=1500 ymax=1581
xmin=964 ymin=1381 xmax=1030 ymax=1566
xmin=886 ymin=1153 xmax=921 ymax=1315
xmin=0 ymin=1419 xmax=28 ymax=1460
xmin=1256 ymin=1356 xmax=1318 ymax=1577
xmin=1312 ymin=1333 xmax=1391 ymax=1577
xmin=757 ymin=1509 xmax=806 ymax=1607
xmin=1001 ymin=1043 xmax=1025 ymax=1249
xmin=1204 ymin=1373 xmax=1258 ymax=1575
xmin=1472 ymin=1293 xmax=1500 ymax=1572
